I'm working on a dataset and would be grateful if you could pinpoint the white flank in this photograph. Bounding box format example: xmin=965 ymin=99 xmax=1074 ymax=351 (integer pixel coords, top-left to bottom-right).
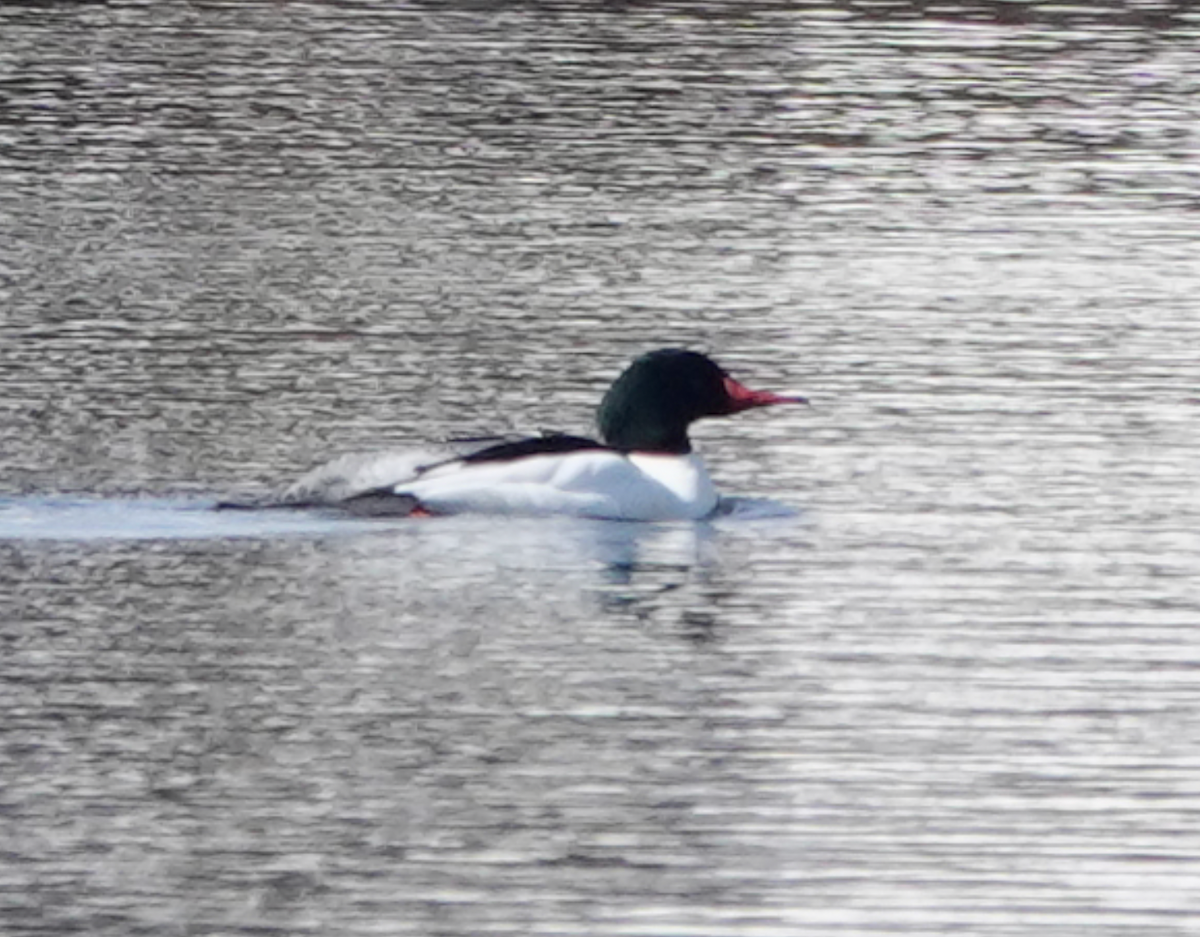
xmin=400 ymin=451 xmax=718 ymax=521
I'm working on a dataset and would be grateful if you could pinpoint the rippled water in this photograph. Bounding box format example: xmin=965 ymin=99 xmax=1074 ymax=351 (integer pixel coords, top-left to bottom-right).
xmin=3 ymin=3 xmax=1200 ymax=935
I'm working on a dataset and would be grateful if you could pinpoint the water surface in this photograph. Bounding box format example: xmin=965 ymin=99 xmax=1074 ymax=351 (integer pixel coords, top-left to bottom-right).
xmin=3 ymin=3 xmax=1200 ymax=935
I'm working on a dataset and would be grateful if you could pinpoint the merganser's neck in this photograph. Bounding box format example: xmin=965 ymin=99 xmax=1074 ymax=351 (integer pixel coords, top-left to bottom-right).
xmin=597 ymin=396 xmax=694 ymax=454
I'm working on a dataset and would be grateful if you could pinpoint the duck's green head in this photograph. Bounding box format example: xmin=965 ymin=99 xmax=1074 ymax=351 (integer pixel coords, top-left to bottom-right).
xmin=597 ymin=349 xmax=805 ymax=453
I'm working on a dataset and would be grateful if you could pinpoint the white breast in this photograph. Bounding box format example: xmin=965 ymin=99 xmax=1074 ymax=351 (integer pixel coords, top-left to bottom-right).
xmin=399 ymin=451 xmax=718 ymax=521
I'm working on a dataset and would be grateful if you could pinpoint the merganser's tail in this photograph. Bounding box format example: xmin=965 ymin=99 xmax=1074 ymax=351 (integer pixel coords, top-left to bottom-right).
xmin=213 ymin=490 xmax=423 ymax=517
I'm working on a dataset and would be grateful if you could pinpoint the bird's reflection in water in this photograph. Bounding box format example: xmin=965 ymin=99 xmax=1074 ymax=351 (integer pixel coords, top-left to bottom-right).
xmin=583 ymin=497 xmax=801 ymax=644
xmin=168 ymin=495 xmax=809 ymax=658
xmin=590 ymin=522 xmax=719 ymax=641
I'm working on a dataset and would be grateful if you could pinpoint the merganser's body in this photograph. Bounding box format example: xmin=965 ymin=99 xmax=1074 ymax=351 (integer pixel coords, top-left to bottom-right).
xmin=279 ymin=349 xmax=805 ymax=521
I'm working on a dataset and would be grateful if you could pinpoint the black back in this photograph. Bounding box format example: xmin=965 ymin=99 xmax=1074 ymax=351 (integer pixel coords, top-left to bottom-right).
xmin=459 ymin=433 xmax=608 ymax=464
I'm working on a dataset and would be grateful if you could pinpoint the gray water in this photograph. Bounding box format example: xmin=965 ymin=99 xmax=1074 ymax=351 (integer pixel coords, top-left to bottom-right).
xmin=3 ymin=3 xmax=1200 ymax=935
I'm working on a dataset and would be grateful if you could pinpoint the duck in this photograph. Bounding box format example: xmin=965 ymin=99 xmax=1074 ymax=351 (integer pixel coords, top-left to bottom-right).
xmin=278 ymin=349 xmax=806 ymax=521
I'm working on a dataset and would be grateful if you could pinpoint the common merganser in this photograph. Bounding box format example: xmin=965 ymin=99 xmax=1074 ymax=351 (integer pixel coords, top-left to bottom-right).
xmin=280 ymin=349 xmax=806 ymax=521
